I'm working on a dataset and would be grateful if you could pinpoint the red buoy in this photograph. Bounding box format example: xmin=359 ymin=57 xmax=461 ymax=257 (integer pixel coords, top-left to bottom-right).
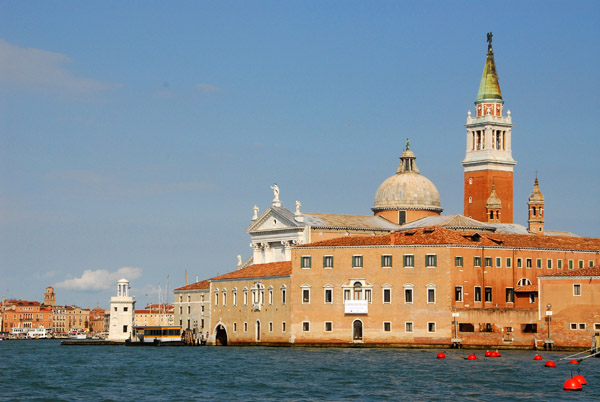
xmin=534 ymin=354 xmax=543 ymax=360
xmin=569 ymin=359 xmax=579 ymax=365
xmin=484 ymin=351 xmax=492 ymax=357
xmin=467 ymin=354 xmax=477 ymax=360
xmin=564 ymin=378 xmax=582 ymax=391
xmin=437 ymin=352 xmax=446 ymax=359
xmin=573 ymin=374 xmax=587 ymax=385
xmin=545 ymin=360 xmax=556 ymax=367
xmin=494 ymin=351 xmax=501 ymax=357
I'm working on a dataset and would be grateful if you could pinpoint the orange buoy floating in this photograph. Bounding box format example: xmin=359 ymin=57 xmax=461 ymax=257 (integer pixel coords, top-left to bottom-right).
xmin=564 ymin=378 xmax=582 ymax=391
xmin=569 ymin=359 xmax=579 ymax=365
xmin=573 ymin=374 xmax=587 ymax=386
xmin=437 ymin=352 xmax=446 ymax=359
xmin=534 ymin=354 xmax=543 ymax=360
xmin=545 ymin=360 xmax=556 ymax=367
xmin=467 ymin=354 xmax=477 ymax=360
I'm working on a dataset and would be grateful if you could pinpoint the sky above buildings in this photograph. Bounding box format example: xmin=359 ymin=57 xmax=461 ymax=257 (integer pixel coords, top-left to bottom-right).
xmin=1 ymin=1 xmax=599 ymax=308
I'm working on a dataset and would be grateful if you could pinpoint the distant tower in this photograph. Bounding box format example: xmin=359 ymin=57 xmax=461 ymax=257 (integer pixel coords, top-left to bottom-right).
xmin=44 ymin=286 xmax=56 ymax=306
xmin=527 ymin=177 xmax=545 ymax=234
xmin=485 ymin=184 xmax=502 ymax=223
xmin=108 ymin=278 xmax=135 ymax=342
xmin=463 ymin=33 xmax=516 ymax=223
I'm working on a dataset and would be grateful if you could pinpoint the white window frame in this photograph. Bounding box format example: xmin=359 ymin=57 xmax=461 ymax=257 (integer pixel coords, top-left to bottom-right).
xmin=301 ymin=256 xmax=312 ymax=269
xmin=382 ymin=286 xmax=392 ymax=304
xmin=232 ymin=289 xmax=237 ymax=306
xmin=425 ymin=254 xmax=437 ymax=268
xmin=301 ymin=286 xmax=311 ymax=304
xmin=496 ymin=257 xmax=502 ymax=268
xmin=427 ymin=322 xmax=436 ymax=333
xmin=403 ymin=254 xmax=415 ymax=268
xmin=382 ymin=254 xmax=392 ymax=268
xmin=455 ymin=286 xmax=463 ymax=302
xmin=352 ymin=255 xmax=363 ymax=268
xmin=324 ymin=321 xmax=333 ymax=332
xmin=282 ymin=322 xmax=286 ymax=332
xmin=573 ymin=284 xmax=581 ymax=296
xmin=506 ymin=257 xmax=512 ymax=268
xmin=323 ymin=255 xmax=334 ymax=269
xmin=281 ymin=285 xmax=287 ymax=305
xmin=403 ymin=284 xmax=414 ymax=304
xmin=302 ymin=321 xmax=310 ymax=332
xmin=547 ymin=259 xmax=553 ymax=269
xmin=426 ymin=284 xmax=436 ymax=304
xmin=383 ymin=322 xmax=392 ymax=332
xmin=324 ymin=286 xmax=333 ymax=304
xmin=405 ymin=321 xmax=414 ymax=333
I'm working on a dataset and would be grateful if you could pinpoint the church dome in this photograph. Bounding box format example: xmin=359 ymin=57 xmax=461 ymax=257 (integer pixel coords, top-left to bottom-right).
xmin=373 ymin=142 xmax=442 ymax=213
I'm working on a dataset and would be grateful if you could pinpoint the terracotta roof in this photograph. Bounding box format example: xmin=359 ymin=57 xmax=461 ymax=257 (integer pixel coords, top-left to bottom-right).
xmin=515 ymin=285 xmax=538 ymax=292
xmin=540 ymin=266 xmax=600 ymax=278
xmin=299 ymin=226 xmax=600 ymax=251
xmin=174 ymin=280 xmax=210 ymax=291
xmin=211 ymin=261 xmax=292 ymax=282
xmin=304 ymin=212 xmax=401 ymax=231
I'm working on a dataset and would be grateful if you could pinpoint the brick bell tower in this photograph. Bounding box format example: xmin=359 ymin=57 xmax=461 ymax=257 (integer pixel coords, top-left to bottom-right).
xmin=463 ymin=33 xmax=516 ymax=223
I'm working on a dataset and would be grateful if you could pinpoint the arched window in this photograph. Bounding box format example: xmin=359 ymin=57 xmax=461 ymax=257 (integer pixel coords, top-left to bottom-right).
xmin=517 ymin=278 xmax=532 ymax=286
xmin=532 ymin=207 xmax=537 ymax=216
xmin=353 ymin=282 xmax=362 ymax=300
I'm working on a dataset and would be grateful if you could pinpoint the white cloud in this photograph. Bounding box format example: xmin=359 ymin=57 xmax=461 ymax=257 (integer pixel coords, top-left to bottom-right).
xmin=55 ymin=266 xmax=142 ymax=291
xmin=196 ymin=83 xmax=221 ymax=94
xmin=0 ymin=39 xmax=122 ymax=92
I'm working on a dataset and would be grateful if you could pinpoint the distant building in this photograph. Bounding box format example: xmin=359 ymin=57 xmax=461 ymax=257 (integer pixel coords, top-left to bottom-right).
xmin=89 ymin=307 xmax=107 ymax=335
xmin=52 ymin=306 xmax=68 ymax=335
xmin=44 ymin=286 xmax=56 ymax=307
xmin=134 ymin=304 xmax=174 ymax=327
xmin=0 ymin=300 xmax=53 ymax=335
xmin=108 ymin=278 xmax=135 ymax=341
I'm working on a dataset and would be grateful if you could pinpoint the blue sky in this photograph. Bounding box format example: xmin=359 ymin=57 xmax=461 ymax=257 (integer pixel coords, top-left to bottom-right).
xmin=1 ymin=1 xmax=599 ymax=308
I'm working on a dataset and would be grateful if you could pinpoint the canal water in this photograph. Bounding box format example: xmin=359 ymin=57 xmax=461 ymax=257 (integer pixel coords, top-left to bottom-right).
xmin=0 ymin=340 xmax=597 ymax=401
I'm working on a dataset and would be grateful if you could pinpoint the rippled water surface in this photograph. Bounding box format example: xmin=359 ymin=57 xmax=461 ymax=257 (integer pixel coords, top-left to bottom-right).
xmin=1 ymin=340 xmax=598 ymax=401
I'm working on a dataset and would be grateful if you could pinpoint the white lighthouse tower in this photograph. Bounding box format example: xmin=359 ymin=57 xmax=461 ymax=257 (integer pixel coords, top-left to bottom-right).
xmin=108 ymin=278 xmax=135 ymax=342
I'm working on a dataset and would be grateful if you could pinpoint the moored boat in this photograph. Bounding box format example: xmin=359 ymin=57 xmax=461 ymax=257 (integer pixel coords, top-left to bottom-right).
xmin=126 ymin=325 xmax=183 ymax=346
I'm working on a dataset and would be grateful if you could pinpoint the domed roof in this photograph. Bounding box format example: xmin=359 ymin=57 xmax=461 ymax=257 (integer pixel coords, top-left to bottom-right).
xmin=373 ymin=141 xmax=442 ymax=212
xmin=528 ymin=177 xmax=544 ymax=203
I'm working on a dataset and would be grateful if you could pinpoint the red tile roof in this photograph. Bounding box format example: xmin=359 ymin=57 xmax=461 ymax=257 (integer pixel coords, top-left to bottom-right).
xmin=299 ymin=226 xmax=600 ymax=250
xmin=174 ymin=280 xmax=210 ymax=291
xmin=515 ymin=285 xmax=538 ymax=292
xmin=211 ymin=261 xmax=292 ymax=282
xmin=540 ymin=266 xmax=600 ymax=278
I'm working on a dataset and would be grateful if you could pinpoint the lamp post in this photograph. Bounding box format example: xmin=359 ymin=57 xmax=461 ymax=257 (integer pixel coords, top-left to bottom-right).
xmin=545 ymin=304 xmax=552 ymax=350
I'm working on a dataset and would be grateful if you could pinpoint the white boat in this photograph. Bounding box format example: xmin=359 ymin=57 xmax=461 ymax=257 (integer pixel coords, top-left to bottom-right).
xmin=69 ymin=329 xmax=87 ymax=340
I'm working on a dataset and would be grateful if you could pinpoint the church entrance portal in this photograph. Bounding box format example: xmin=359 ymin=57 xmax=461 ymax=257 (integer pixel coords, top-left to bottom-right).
xmin=353 ymin=320 xmax=363 ymax=342
xmin=215 ymin=324 xmax=228 ymax=346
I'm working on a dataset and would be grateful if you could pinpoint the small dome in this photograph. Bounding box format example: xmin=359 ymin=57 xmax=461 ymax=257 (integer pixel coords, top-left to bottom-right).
xmin=373 ymin=142 xmax=442 ymax=212
xmin=528 ymin=178 xmax=544 ymax=203
xmin=486 ymin=184 xmax=502 ymax=208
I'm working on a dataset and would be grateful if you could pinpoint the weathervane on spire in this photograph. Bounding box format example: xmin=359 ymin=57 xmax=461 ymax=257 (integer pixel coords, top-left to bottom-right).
xmin=487 ymin=32 xmax=493 ymax=52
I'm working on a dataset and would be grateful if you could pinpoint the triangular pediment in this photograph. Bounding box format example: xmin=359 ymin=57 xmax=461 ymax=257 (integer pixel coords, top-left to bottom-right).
xmin=246 ymin=206 xmax=304 ymax=233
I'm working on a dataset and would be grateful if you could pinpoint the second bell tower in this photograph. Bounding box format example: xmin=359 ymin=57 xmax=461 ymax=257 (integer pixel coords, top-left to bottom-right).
xmin=463 ymin=33 xmax=516 ymax=223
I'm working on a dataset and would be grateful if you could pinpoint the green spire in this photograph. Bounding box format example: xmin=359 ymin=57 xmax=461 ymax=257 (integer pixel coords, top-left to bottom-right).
xmin=476 ymin=32 xmax=503 ymax=104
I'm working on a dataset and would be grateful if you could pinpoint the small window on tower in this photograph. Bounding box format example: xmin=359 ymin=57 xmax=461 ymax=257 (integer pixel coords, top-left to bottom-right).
xmin=469 ymin=178 xmax=473 ymax=185
xmin=469 ymin=197 xmax=472 ymax=204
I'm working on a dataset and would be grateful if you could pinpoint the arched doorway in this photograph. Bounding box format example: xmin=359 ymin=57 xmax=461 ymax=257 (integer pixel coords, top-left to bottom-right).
xmin=353 ymin=320 xmax=363 ymax=342
xmin=215 ymin=324 xmax=228 ymax=346
xmin=256 ymin=320 xmax=261 ymax=342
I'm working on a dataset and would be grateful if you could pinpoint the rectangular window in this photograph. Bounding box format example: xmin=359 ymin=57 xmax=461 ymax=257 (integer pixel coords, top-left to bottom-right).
xmin=526 ymin=258 xmax=532 ymax=269
xmin=455 ymin=256 xmax=463 ymax=267
xmin=506 ymin=257 xmax=512 ymax=268
xmin=579 ymin=260 xmax=584 ymax=269
xmin=352 ymin=255 xmax=363 ymax=268
xmin=233 ymin=322 xmax=237 ymax=332
xmin=269 ymin=289 xmax=273 ymax=305
xmin=381 ymin=254 xmax=392 ymax=268
xmin=122 ymin=325 xmax=128 ymax=333
xmin=301 ymin=256 xmax=311 ymax=269
xmin=557 ymin=259 xmax=563 ymax=269
xmin=215 ymin=292 xmax=218 ymax=306
xmin=403 ymin=254 xmax=414 ymax=268
xmin=474 ymin=286 xmax=482 ymax=302
xmin=573 ymin=284 xmax=581 ymax=296
xmin=325 ymin=322 xmax=332 ymax=332
xmin=426 ymin=254 xmax=437 ymax=267
xmin=506 ymin=287 xmax=514 ymax=303
xmin=383 ymin=288 xmax=391 ymax=303
xmin=517 ymin=258 xmax=522 ymax=268
xmin=579 ymin=323 xmax=586 ymax=330
xmin=404 ymin=288 xmax=413 ymax=303
xmin=233 ymin=292 xmax=237 ymax=306
xmin=324 ymin=288 xmax=333 ymax=304
xmin=536 ymin=259 xmax=542 ymax=269
xmin=187 ymin=306 xmax=191 ymax=314
xmin=302 ymin=322 xmax=310 ymax=332
xmin=223 ymin=292 xmax=226 ymax=306
xmin=123 ymin=307 xmax=128 ymax=312
xmin=474 ymin=256 xmax=481 ymax=267
xmin=594 ymin=323 xmax=600 ymax=331
xmin=427 ymin=288 xmax=436 ymax=304
xmin=590 ymin=260 xmax=594 ymax=267
xmin=455 ymin=286 xmax=463 ymax=302
xmin=570 ymin=323 xmax=577 ymax=330
xmin=302 ymin=289 xmax=310 ymax=303
xmin=282 ymin=288 xmax=286 ymax=304
xmin=568 ymin=259 xmax=574 ymax=270
xmin=484 ymin=257 xmax=492 ymax=267
xmin=323 ymin=255 xmax=333 ymax=268
xmin=428 ymin=322 xmax=436 ymax=333
xmin=547 ymin=259 xmax=552 ymax=269
xmin=365 ymin=289 xmax=372 ymax=303
xmin=522 ymin=323 xmax=537 ymax=333
xmin=405 ymin=322 xmax=413 ymax=333
xmin=459 ymin=323 xmax=475 ymax=332
xmin=384 ymin=322 xmax=391 ymax=332
xmin=485 ymin=287 xmax=493 ymax=302
xmin=344 ymin=289 xmax=351 ymax=301
xmin=282 ymin=322 xmax=286 ymax=332
xmin=244 ymin=322 xmax=248 ymax=332
xmin=496 ymin=257 xmax=502 ymax=268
